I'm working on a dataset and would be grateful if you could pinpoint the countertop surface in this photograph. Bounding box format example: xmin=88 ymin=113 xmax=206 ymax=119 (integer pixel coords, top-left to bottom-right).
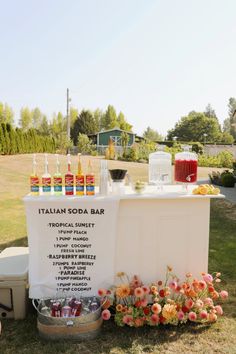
xmin=23 ymin=185 xmax=225 ymax=202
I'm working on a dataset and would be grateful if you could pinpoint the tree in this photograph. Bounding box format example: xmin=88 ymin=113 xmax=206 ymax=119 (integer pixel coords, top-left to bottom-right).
xmin=101 ymin=105 xmax=118 ymax=130
xmin=6 ymin=123 xmax=17 ymax=154
xmin=32 ymin=107 xmax=43 ymax=130
xmin=1 ymin=123 xmax=10 ymax=154
xmin=70 ymin=107 xmax=79 ymax=128
xmin=223 ymin=118 xmax=231 ymax=133
xmin=77 ymin=133 xmax=96 ymax=154
xmin=167 ymin=111 xmax=222 ymax=142
xmin=121 ymin=131 xmax=129 ymax=156
xmin=117 ymin=112 xmax=132 ymax=131
xmin=39 ymin=115 xmax=50 ymax=136
xmin=51 ymin=112 xmax=69 ymax=152
xmin=0 ymin=102 xmax=14 ymax=125
xmin=19 ymin=107 xmax=32 ymax=131
xmin=228 ymin=97 xmax=236 ymax=139
xmin=204 ymin=104 xmax=218 ymax=120
xmin=220 ymin=132 xmax=234 ymax=144
xmin=71 ymin=110 xmax=99 ymax=145
xmin=143 ymin=126 xmax=163 ymax=142
xmin=93 ymin=108 xmax=103 ymax=132
xmin=0 ymin=124 xmax=5 ymax=154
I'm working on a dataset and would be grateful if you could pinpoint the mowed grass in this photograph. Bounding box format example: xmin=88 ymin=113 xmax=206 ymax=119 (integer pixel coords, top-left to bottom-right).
xmin=0 ymin=154 xmax=236 ymax=354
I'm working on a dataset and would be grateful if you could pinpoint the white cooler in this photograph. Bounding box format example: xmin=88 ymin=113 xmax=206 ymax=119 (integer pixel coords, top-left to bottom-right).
xmin=0 ymin=247 xmax=29 ymax=319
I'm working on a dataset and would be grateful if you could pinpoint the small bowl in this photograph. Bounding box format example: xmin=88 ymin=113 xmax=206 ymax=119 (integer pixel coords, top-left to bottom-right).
xmin=133 ymin=181 xmax=146 ymax=194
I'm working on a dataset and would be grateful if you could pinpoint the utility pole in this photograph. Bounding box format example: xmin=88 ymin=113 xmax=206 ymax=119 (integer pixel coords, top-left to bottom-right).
xmin=66 ymin=88 xmax=71 ymax=153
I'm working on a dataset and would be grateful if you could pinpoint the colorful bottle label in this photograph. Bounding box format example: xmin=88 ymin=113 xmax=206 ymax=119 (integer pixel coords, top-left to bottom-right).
xmin=86 ymin=175 xmax=95 ymax=195
xmin=76 ymin=175 xmax=84 ymax=195
xmin=53 ymin=176 xmax=62 ymax=192
xmin=30 ymin=176 xmax=39 ymax=194
xmin=42 ymin=177 xmax=51 ymax=193
xmin=65 ymin=174 xmax=74 ymax=195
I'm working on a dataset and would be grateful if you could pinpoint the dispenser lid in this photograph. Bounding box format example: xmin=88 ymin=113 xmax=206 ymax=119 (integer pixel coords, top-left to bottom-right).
xmin=149 ymin=145 xmax=171 ymax=160
xmin=175 ymin=146 xmax=197 ymax=161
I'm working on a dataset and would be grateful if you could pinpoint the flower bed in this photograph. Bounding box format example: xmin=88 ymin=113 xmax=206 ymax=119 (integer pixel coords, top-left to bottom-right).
xmin=98 ymin=267 xmax=228 ymax=327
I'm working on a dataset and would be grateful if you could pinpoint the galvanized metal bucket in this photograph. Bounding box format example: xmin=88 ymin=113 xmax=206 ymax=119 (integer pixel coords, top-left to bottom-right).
xmin=33 ymin=298 xmax=103 ymax=340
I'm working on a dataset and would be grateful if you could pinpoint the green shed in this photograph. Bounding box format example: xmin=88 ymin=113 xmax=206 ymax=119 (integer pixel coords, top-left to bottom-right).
xmin=96 ymin=128 xmax=135 ymax=147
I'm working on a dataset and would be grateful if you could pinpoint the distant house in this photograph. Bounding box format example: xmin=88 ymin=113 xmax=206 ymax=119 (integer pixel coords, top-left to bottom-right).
xmin=89 ymin=127 xmax=136 ymax=153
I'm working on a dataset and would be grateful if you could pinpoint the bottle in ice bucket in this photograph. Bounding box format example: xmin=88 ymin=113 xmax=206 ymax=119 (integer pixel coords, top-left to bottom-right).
xmin=174 ymin=146 xmax=198 ymax=189
xmin=51 ymin=301 xmax=62 ymax=317
xmin=42 ymin=153 xmax=52 ymax=195
xmin=53 ymin=154 xmax=63 ymax=195
xmin=68 ymin=297 xmax=82 ymax=316
xmin=75 ymin=154 xmax=85 ymax=196
xmin=65 ymin=154 xmax=74 ymax=196
xmin=30 ymin=154 xmax=39 ymax=196
xmin=89 ymin=296 xmax=100 ymax=312
xmin=148 ymin=145 xmax=172 ymax=189
xmin=86 ymin=160 xmax=95 ymax=196
xmin=61 ymin=305 xmax=72 ymax=317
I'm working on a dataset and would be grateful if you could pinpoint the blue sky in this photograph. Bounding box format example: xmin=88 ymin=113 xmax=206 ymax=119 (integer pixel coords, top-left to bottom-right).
xmin=1 ymin=0 xmax=236 ymax=136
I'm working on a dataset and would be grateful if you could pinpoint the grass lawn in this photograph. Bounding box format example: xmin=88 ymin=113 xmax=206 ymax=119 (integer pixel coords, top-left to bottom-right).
xmin=0 ymin=154 xmax=235 ymax=353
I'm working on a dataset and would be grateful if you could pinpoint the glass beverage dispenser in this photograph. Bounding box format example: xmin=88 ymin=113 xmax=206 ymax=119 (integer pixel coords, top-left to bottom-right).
xmin=148 ymin=146 xmax=172 ymax=189
xmin=174 ymin=146 xmax=198 ymax=190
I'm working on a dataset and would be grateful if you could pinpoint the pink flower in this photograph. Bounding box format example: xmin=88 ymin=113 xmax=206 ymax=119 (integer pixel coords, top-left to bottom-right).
xmin=134 ymin=318 xmax=144 ymax=327
xmin=169 ymin=281 xmax=177 ymax=290
xmin=130 ymin=275 xmax=142 ymax=288
xmin=123 ymin=315 xmax=133 ymax=325
xmin=214 ymin=305 xmax=223 ymax=316
xmin=98 ymin=288 xmax=107 ymax=297
xmin=185 ymin=298 xmax=194 ymax=309
xmin=177 ymin=311 xmax=185 ymax=320
xmin=203 ymin=274 xmax=213 ymax=283
xmin=140 ymin=298 xmax=148 ymax=307
xmin=219 ymin=290 xmax=228 ymax=300
xmin=151 ymin=303 xmax=162 ymax=314
xmin=188 ymin=311 xmax=197 ymax=321
xmin=134 ymin=287 xmax=144 ymax=298
xmin=199 ymin=310 xmax=208 ymax=320
xmin=102 ymin=309 xmax=111 ymax=320
xmin=142 ymin=286 xmax=150 ymax=295
xmin=151 ymin=314 xmax=159 ymax=324
xmin=198 ymin=280 xmax=207 ymax=290
xmin=204 ymin=297 xmax=213 ymax=306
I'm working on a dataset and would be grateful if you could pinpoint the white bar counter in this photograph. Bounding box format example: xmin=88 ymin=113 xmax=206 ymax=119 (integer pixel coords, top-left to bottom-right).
xmin=24 ymin=185 xmax=224 ymax=297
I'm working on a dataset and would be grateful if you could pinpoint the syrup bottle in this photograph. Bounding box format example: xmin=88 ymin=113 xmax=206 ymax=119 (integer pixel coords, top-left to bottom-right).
xmin=86 ymin=160 xmax=95 ymax=196
xmin=42 ymin=153 xmax=51 ymax=195
xmin=75 ymin=154 xmax=84 ymax=196
xmin=53 ymin=154 xmax=63 ymax=195
xmin=30 ymin=154 xmax=39 ymax=196
xmin=65 ymin=154 xmax=74 ymax=196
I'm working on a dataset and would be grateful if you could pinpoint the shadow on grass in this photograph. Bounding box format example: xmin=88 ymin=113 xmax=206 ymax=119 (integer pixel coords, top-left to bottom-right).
xmin=0 ymin=313 xmax=213 ymax=354
xmin=0 ymin=236 xmax=28 ymax=251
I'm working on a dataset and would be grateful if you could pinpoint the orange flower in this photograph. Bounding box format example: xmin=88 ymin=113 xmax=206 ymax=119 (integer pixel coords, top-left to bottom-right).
xmin=151 ymin=285 xmax=158 ymax=294
xmin=162 ymin=304 xmax=177 ymax=321
xmin=116 ymin=272 xmax=125 ymax=277
xmin=185 ymin=289 xmax=197 ymax=298
xmin=102 ymin=298 xmax=111 ymax=309
xmin=211 ymin=291 xmax=219 ymax=300
xmin=116 ymin=284 xmax=130 ymax=298
xmin=116 ymin=304 xmax=123 ymax=312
